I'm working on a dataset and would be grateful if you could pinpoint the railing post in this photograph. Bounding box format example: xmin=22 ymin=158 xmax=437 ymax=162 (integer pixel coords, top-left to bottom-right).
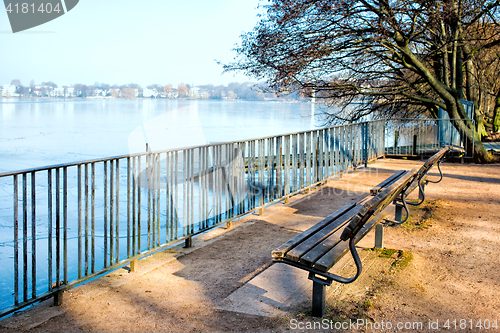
xmin=413 ymin=134 xmax=418 ymax=155
xmin=184 ymin=236 xmax=192 ymax=248
xmin=394 ymin=130 xmax=399 ymax=150
xmin=259 ymin=187 xmax=266 ymax=215
xmin=1 ymin=120 xmax=403 ymax=318
xmin=53 ymin=290 xmax=63 ymax=306
xmin=362 ymin=122 xmax=368 ymax=167
xmin=130 ymin=259 xmax=139 ymax=273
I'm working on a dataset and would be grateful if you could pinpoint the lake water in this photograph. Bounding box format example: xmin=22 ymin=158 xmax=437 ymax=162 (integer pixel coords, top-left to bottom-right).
xmin=0 ymin=98 xmax=329 ymax=312
xmin=0 ymin=99 xmax=325 ymax=173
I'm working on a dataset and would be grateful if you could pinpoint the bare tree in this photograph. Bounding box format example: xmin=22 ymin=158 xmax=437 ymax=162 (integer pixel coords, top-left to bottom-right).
xmin=40 ymin=87 xmax=48 ymax=97
xmin=121 ymin=88 xmax=137 ymax=99
xmin=30 ymin=80 xmax=35 ymax=96
xmin=41 ymin=81 xmax=58 ymax=88
xmin=163 ymin=84 xmax=173 ymax=97
xmin=225 ymin=0 xmax=500 ymax=162
xmin=461 ymin=23 xmax=500 ymax=136
xmin=73 ymin=83 xmax=89 ymax=97
xmin=177 ymin=83 xmax=189 ymax=98
xmin=109 ymin=89 xmax=119 ymax=99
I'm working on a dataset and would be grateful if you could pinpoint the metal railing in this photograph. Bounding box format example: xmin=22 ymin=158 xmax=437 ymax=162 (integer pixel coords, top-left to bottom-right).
xmin=384 ymin=118 xmax=475 ymax=159
xmin=0 ymin=120 xmax=386 ymax=317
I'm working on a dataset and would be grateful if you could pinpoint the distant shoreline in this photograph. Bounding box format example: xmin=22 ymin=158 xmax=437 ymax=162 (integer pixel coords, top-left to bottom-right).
xmin=0 ymin=96 xmax=308 ymax=102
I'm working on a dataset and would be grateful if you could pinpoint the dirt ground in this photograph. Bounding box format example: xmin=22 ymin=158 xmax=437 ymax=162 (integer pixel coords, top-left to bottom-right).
xmin=0 ymin=158 xmax=499 ymax=332
xmin=484 ymin=131 xmax=500 ymax=142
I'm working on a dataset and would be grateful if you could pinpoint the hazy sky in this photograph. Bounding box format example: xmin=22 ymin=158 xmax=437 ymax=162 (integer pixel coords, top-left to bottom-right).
xmin=0 ymin=0 xmax=263 ymax=87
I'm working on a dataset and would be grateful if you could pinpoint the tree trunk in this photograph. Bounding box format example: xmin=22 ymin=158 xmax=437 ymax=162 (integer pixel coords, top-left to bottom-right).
xmin=452 ymin=119 xmax=492 ymax=163
xmin=476 ymin=115 xmax=488 ymax=138
xmin=472 ymin=138 xmax=493 ymax=163
xmin=446 ymin=99 xmax=493 ymax=163
xmin=463 ymin=54 xmax=488 ymax=138
xmin=494 ymin=91 xmax=500 ymax=132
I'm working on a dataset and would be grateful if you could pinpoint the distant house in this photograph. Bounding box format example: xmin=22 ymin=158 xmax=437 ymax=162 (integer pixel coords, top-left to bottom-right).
xmin=198 ymin=89 xmax=210 ymax=99
xmin=165 ymin=91 xmax=178 ymax=99
xmin=54 ymin=88 xmax=65 ymax=97
xmin=92 ymin=89 xmax=105 ymax=96
xmin=34 ymin=85 xmax=48 ymax=97
xmin=44 ymin=86 xmax=56 ymax=97
xmin=188 ymin=87 xmax=203 ymax=99
xmin=1 ymin=84 xmax=19 ymax=97
xmin=143 ymin=88 xmax=158 ymax=98
xmin=53 ymin=87 xmax=76 ymax=97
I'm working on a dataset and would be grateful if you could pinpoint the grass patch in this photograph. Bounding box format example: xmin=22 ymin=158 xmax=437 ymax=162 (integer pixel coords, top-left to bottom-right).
xmin=290 ymin=248 xmax=414 ymax=329
xmin=391 ymin=249 xmax=413 ymax=269
xmin=316 ymin=298 xmax=373 ymax=324
xmin=378 ymin=248 xmax=398 ymax=258
xmin=365 ymin=248 xmax=413 ymax=270
xmin=404 ymin=199 xmax=445 ymax=229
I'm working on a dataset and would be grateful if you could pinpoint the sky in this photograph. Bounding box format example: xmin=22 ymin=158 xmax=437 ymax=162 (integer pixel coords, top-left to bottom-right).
xmin=0 ymin=0 xmax=263 ymax=87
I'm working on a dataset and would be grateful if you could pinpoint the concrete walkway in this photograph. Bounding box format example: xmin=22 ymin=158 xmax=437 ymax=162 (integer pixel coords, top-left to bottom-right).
xmin=1 ymin=158 xmax=498 ymax=332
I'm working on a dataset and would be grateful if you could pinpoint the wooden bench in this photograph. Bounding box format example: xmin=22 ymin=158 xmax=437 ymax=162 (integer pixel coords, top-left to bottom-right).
xmin=371 ymin=146 xmax=450 ymax=226
xmin=271 ymin=147 xmax=451 ymax=317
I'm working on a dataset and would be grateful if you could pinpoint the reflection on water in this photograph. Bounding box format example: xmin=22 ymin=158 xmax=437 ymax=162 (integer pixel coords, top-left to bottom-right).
xmin=0 ymin=99 xmax=324 ymax=173
xmin=0 ymin=98 xmax=328 ymax=311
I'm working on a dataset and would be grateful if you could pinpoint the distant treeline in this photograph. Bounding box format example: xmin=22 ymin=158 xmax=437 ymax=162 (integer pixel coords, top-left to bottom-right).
xmin=1 ymin=80 xmax=306 ymax=101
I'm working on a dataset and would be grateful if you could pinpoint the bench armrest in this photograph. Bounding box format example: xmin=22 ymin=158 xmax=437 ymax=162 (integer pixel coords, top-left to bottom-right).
xmin=340 ymin=168 xmax=418 ymax=241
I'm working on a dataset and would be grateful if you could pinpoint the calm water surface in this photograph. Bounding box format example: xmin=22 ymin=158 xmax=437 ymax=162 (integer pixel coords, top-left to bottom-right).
xmin=0 ymin=98 xmax=328 ymax=311
xmin=0 ymin=99 xmax=324 ymax=173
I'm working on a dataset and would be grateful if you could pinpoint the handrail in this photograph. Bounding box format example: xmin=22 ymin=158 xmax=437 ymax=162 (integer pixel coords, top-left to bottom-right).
xmin=0 ymin=120 xmax=384 ymax=178
xmin=0 ymin=120 xmax=387 ymax=317
xmin=0 ymin=118 xmax=474 ymax=317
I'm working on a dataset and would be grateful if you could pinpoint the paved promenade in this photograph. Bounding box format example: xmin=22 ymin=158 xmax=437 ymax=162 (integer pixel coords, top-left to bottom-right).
xmin=1 ymin=158 xmax=499 ymax=333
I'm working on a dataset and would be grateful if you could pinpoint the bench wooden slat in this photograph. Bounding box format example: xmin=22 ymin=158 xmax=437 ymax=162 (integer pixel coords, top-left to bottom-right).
xmin=402 ymin=146 xmax=448 ymax=197
xmin=299 ymin=225 xmax=346 ymax=267
xmin=271 ymin=202 xmax=357 ymax=258
xmin=290 ymin=169 xmax=415 ymax=267
xmin=370 ymin=170 xmax=407 ymax=195
xmin=285 ymin=204 xmax=363 ymax=263
xmin=312 ymin=211 xmax=388 ymax=272
xmin=417 ymin=146 xmax=449 ymax=177
xmin=270 ymin=147 xmax=452 ymax=318
xmin=405 ymin=174 xmax=428 ymax=196
xmin=348 ymin=168 xmax=418 ymax=228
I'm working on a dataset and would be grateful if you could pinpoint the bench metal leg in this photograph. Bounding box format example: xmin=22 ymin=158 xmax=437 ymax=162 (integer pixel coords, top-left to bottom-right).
xmin=387 ymin=199 xmax=409 ymax=225
xmin=308 ymin=273 xmax=332 ymax=317
xmin=312 ymin=280 xmax=326 ymax=317
xmin=418 ymin=181 xmax=426 ymax=201
xmin=374 ymin=224 xmax=384 ymax=248
xmin=395 ymin=203 xmax=403 ymax=222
